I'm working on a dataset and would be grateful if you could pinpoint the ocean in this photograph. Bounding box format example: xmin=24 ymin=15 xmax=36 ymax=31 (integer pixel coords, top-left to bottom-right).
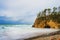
xmin=0 ymin=25 xmax=32 ymax=40
xmin=0 ymin=25 xmax=59 ymax=40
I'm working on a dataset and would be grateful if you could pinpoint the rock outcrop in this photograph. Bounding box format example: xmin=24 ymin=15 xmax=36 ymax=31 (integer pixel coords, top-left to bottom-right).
xmin=32 ymin=13 xmax=60 ymax=29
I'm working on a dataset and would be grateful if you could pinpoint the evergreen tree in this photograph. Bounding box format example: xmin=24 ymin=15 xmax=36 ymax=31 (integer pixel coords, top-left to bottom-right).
xmin=52 ymin=7 xmax=57 ymax=15
xmin=58 ymin=6 xmax=60 ymax=14
xmin=37 ymin=12 xmax=41 ymax=18
xmin=47 ymin=8 xmax=51 ymax=15
xmin=43 ymin=9 xmax=47 ymax=16
xmin=53 ymin=7 xmax=57 ymax=13
xmin=58 ymin=6 xmax=60 ymax=12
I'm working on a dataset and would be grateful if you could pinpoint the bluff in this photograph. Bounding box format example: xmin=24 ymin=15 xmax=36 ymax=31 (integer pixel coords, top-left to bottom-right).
xmin=32 ymin=7 xmax=60 ymax=29
xmin=32 ymin=14 xmax=60 ymax=29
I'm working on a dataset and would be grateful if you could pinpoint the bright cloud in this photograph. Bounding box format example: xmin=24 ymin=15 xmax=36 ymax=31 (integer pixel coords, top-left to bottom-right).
xmin=0 ymin=0 xmax=60 ymax=24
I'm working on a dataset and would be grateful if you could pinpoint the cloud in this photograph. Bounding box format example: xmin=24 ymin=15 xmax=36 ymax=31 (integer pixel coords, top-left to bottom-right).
xmin=0 ymin=0 xmax=60 ymax=24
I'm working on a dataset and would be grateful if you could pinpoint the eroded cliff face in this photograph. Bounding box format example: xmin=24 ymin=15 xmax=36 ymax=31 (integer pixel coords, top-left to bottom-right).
xmin=32 ymin=14 xmax=60 ymax=29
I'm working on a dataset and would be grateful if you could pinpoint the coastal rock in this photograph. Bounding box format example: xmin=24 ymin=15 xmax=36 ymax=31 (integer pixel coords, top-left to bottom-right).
xmin=32 ymin=14 xmax=60 ymax=29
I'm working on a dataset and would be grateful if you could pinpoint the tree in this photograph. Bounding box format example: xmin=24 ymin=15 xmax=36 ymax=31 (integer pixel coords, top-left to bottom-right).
xmin=43 ymin=9 xmax=47 ymax=16
xmin=47 ymin=8 xmax=51 ymax=15
xmin=37 ymin=12 xmax=41 ymax=18
xmin=58 ymin=6 xmax=60 ymax=12
xmin=44 ymin=9 xmax=47 ymax=13
xmin=58 ymin=6 xmax=60 ymax=14
xmin=52 ymin=7 xmax=57 ymax=15
xmin=53 ymin=7 xmax=57 ymax=13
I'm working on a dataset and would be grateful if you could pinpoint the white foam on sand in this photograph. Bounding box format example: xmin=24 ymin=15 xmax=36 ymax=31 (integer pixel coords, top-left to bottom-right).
xmin=0 ymin=26 xmax=59 ymax=40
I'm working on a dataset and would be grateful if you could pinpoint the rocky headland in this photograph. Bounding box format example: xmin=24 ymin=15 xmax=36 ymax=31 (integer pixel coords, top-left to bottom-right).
xmin=32 ymin=7 xmax=60 ymax=29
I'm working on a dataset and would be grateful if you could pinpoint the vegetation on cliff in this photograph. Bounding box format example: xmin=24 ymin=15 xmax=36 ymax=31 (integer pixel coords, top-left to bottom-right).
xmin=32 ymin=6 xmax=60 ymax=28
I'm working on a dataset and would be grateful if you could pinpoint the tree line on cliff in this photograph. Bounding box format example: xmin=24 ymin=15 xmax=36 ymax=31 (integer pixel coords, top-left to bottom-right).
xmin=37 ymin=6 xmax=60 ymax=17
xmin=36 ymin=6 xmax=60 ymax=23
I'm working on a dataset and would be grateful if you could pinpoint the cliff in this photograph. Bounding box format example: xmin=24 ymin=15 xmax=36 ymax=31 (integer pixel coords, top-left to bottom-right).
xmin=32 ymin=12 xmax=60 ymax=29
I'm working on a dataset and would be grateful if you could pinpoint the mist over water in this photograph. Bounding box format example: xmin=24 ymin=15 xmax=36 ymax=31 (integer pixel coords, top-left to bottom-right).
xmin=0 ymin=25 xmax=59 ymax=40
xmin=0 ymin=25 xmax=32 ymax=40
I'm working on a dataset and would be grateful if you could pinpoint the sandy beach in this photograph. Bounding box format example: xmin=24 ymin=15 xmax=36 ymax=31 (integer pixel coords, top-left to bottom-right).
xmin=25 ymin=34 xmax=60 ymax=40
xmin=25 ymin=31 xmax=60 ymax=40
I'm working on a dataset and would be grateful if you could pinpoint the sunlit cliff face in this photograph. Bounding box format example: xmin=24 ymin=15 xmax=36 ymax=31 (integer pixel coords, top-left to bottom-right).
xmin=32 ymin=19 xmax=60 ymax=29
xmin=32 ymin=8 xmax=60 ymax=29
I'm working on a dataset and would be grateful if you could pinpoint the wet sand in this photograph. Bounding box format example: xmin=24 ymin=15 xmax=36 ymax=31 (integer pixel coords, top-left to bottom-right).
xmin=25 ymin=31 xmax=60 ymax=40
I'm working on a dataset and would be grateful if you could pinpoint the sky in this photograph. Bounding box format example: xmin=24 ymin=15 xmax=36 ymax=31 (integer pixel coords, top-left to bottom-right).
xmin=0 ymin=0 xmax=60 ymax=24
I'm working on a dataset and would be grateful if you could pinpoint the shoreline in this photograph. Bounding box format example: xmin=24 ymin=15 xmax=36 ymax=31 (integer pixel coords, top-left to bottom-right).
xmin=25 ymin=30 xmax=60 ymax=40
